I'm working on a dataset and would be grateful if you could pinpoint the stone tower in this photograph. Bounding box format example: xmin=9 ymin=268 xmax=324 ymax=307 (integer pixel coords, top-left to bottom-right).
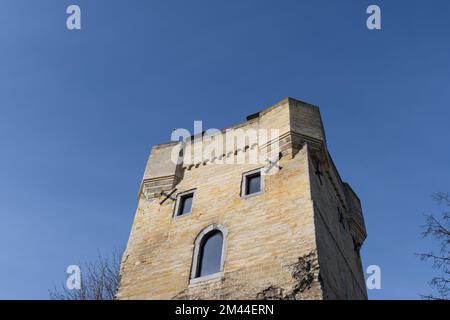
xmin=117 ymin=98 xmax=367 ymax=300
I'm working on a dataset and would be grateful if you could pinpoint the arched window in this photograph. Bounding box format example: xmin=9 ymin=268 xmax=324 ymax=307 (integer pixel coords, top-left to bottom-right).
xmin=191 ymin=224 xmax=228 ymax=282
xmin=197 ymin=231 xmax=222 ymax=277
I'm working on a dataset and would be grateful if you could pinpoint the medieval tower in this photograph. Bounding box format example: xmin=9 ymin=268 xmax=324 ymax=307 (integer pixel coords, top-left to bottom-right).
xmin=117 ymin=97 xmax=367 ymax=300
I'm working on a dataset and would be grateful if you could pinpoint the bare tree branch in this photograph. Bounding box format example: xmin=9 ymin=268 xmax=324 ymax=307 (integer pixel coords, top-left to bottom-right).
xmin=418 ymin=193 xmax=450 ymax=300
xmin=49 ymin=248 xmax=123 ymax=300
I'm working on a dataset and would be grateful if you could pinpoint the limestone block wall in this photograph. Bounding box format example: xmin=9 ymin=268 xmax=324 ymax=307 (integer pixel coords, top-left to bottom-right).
xmin=116 ymin=97 xmax=367 ymax=300
xmin=117 ymin=147 xmax=323 ymax=299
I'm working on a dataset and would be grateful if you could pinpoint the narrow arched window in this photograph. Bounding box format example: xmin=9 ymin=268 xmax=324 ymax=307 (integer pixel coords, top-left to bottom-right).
xmin=191 ymin=224 xmax=228 ymax=282
xmin=196 ymin=231 xmax=223 ymax=278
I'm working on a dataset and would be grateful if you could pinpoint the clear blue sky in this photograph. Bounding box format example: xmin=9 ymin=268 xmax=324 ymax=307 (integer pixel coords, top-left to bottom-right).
xmin=0 ymin=0 xmax=449 ymax=299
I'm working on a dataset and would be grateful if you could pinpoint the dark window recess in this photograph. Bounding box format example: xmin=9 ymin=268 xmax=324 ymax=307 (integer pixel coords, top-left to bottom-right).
xmin=314 ymin=159 xmax=323 ymax=185
xmin=196 ymin=231 xmax=223 ymax=277
xmin=245 ymin=173 xmax=261 ymax=195
xmin=177 ymin=194 xmax=193 ymax=216
xmin=338 ymin=207 xmax=345 ymax=229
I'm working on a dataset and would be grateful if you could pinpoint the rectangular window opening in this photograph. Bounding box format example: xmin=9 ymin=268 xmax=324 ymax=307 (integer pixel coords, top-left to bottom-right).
xmin=242 ymin=170 xmax=262 ymax=196
xmin=176 ymin=192 xmax=194 ymax=216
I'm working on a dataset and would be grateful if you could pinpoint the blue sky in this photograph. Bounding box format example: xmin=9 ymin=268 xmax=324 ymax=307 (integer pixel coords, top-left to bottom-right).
xmin=0 ymin=0 xmax=449 ymax=299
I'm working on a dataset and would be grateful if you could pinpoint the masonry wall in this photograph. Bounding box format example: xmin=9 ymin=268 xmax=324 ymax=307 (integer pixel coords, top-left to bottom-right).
xmin=117 ymin=97 xmax=367 ymax=300
xmin=308 ymin=155 xmax=367 ymax=299
xmin=118 ymin=144 xmax=326 ymax=299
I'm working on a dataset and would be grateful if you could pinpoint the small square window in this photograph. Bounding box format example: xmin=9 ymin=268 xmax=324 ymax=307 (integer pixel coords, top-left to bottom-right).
xmin=176 ymin=192 xmax=194 ymax=217
xmin=246 ymin=173 xmax=261 ymax=195
xmin=242 ymin=170 xmax=263 ymax=197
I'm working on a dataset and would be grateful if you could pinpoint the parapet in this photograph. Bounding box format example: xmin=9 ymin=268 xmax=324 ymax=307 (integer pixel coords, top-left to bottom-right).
xmin=139 ymin=97 xmax=330 ymax=200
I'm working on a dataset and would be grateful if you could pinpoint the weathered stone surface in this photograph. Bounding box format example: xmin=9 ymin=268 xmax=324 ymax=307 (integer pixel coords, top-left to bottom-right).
xmin=116 ymin=97 xmax=367 ymax=300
